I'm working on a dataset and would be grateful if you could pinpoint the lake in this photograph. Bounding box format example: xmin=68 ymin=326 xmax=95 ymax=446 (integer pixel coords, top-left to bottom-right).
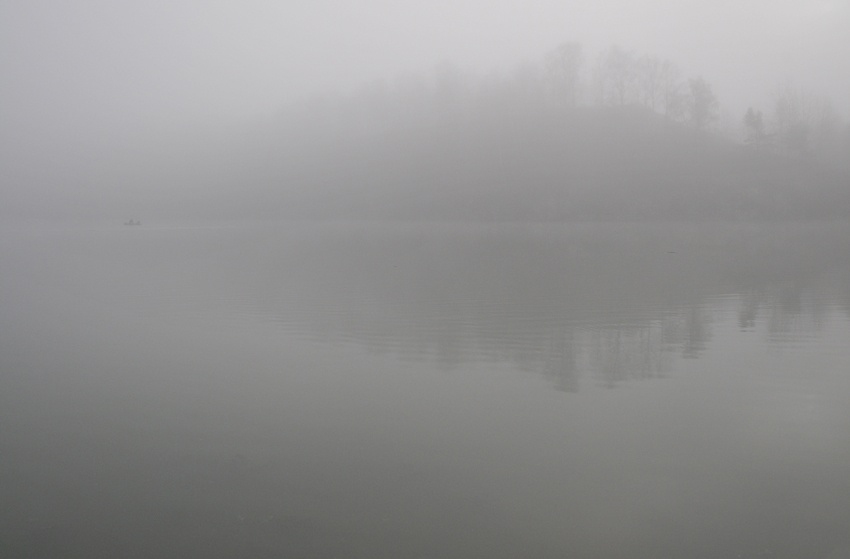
xmin=2 ymin=221 xmax=850 ymax=559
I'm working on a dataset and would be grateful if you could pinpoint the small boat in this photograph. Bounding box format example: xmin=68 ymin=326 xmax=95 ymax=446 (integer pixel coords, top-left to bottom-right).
xmin=124 ymin=219 xmax=141 ymax=226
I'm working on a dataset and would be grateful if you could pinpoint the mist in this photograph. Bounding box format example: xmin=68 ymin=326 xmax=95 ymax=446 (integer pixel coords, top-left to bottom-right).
xmin=2 ymin=0 xmax=850 ymax=223
xmin=5 ymin=3 xmax=850 ymax=558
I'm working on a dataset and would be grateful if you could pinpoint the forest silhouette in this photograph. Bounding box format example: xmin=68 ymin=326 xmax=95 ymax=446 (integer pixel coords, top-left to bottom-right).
xmin=4 ymin=43 xmax=849 ymax=223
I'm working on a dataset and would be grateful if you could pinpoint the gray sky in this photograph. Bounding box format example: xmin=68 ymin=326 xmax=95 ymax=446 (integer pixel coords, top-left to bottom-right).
xmin=2 ymin=0 xmax=849 ymax=142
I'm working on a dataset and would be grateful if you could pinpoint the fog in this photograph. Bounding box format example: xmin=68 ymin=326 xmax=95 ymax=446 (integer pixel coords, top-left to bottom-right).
xmin=2 ymin=1 xmax=850 ymax=223
xmin=5 ymin=4 xmax=850 ymax=558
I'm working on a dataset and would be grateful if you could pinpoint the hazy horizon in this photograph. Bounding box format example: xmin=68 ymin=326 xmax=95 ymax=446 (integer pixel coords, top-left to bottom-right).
xmin=3 ymin=0 xmax=849 ymax=144
xmin=4 ymin=5 xmax=850 ymax=555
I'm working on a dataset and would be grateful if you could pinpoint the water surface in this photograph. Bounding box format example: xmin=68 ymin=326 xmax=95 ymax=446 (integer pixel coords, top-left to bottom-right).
xmin=2 ymin=221 xmax=850 ymax=558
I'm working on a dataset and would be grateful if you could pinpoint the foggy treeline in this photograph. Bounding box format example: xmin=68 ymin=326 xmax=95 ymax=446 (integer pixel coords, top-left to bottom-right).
xmin=5 ymin=42 xmax=850 ymax=223
xmin=233 ymin=41 xmax=850 ymax=222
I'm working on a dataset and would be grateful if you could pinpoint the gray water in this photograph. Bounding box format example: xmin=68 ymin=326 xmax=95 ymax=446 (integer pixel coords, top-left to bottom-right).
xmin=2 ymin=221 xmax=850 ymax=559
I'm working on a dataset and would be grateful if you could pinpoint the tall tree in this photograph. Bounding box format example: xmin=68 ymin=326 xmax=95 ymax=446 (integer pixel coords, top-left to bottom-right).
xmin=636 ymin=55 xmax=664 ymax=112
xmin=659 ymin=60 xmax=685 ymax=121
xmin=687 ymin=77 xmax=718 ymax=130
xmin=545 ymin=42 xmax=583 ymax=107
xmin=773 ymin=82 xmax=811 ymax=157
xmin=743 ymin=107 xmax=768 ymax=148
xmin=593 ymin=46 xmax=637 ymax=106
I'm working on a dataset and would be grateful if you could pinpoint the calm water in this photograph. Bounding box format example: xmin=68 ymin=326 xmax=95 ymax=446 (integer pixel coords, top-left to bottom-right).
xmin=2 ymin=221 xmax=850 ymax=559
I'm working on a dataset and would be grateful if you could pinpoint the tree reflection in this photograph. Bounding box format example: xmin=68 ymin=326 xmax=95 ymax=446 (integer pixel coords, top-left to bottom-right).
xmin=587 ymin=323 xmax=673 ymax=388
xmin=262 ymin=222 xmax=850 ymax=391
xmin=738 ymin=290 xmax=760 ymax=331
xmin=281 ymin=299 xmax=723 ymax=391
xmin=682 ymin=305 xmax=712 ymax=359
xmin=544 ymin=329 xmax=578 ymax=392
xmin=766 ymin=281 xmax=830 ymax=342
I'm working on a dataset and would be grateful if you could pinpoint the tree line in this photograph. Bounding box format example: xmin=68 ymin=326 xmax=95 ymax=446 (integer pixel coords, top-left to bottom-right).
xmin=284 ymin=42 xmax=723 ymax=138
xmin=282 ymin=41 xmax=847 ymax=170
xmin=743 ymin=83 xmax=847 ymax=166
xmin=546 ymin=42 xmax=848 ymax=167
xmin=546 ymin=42 xmax=718 ymax=130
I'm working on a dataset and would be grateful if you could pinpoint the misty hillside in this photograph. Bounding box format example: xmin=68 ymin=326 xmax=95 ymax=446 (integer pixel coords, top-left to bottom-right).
xmin=198 ymin=103 xmax=848 ymax=222
xmin=4 ymin=93 xmax=849 ymax=223
xmin=4 ymin=38 xmax=849 ymax=224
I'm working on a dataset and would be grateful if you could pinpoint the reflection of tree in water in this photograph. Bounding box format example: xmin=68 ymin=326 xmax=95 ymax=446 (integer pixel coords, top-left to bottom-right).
xmin=286 ymin=299 xmax=722 ymax=390
xmin=766 ymin=281 xmax=830 ymax=343
xmin=736 ymin=280 xmax=840 ymax=343
xmin=681 ymin=305 xmax=712 ymax=359
xmin=264 ymin=222 xmax=850 ymax=390
xmin=278 ymin=282 xmax=850 ymax=389
xmin=586 ymin=320 xmax=675 ymax=388
xmin=738 ymin=290 xmax=760 ymax=331
xmin=582 ymin=306 xmax=712 ymax=389
xmin=544 ymin=329 xmax=578 ymax=392
xmin=843 ymin=277 xmax=850 ymax=322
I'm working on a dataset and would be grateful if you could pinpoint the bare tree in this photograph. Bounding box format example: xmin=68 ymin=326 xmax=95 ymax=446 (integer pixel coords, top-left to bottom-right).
xmin=686 ymin=77 xmax=719 ymax=130
xmin=772 ymin=83 xmax=848 ymax=163
xmin=659 ymin=60 xmax=685 ymax=121
xmin=593 ymin=46 xmax=637 ymax=106
xmin=544 ymin=42 xmax=583 ymax=108
xmin=773 ymin=82 xmax=812 ymax=157
xmin=636 ymin=55 xmax=664 ymax=112
xmin=743 ymin=107 xmax=769 ymax=148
